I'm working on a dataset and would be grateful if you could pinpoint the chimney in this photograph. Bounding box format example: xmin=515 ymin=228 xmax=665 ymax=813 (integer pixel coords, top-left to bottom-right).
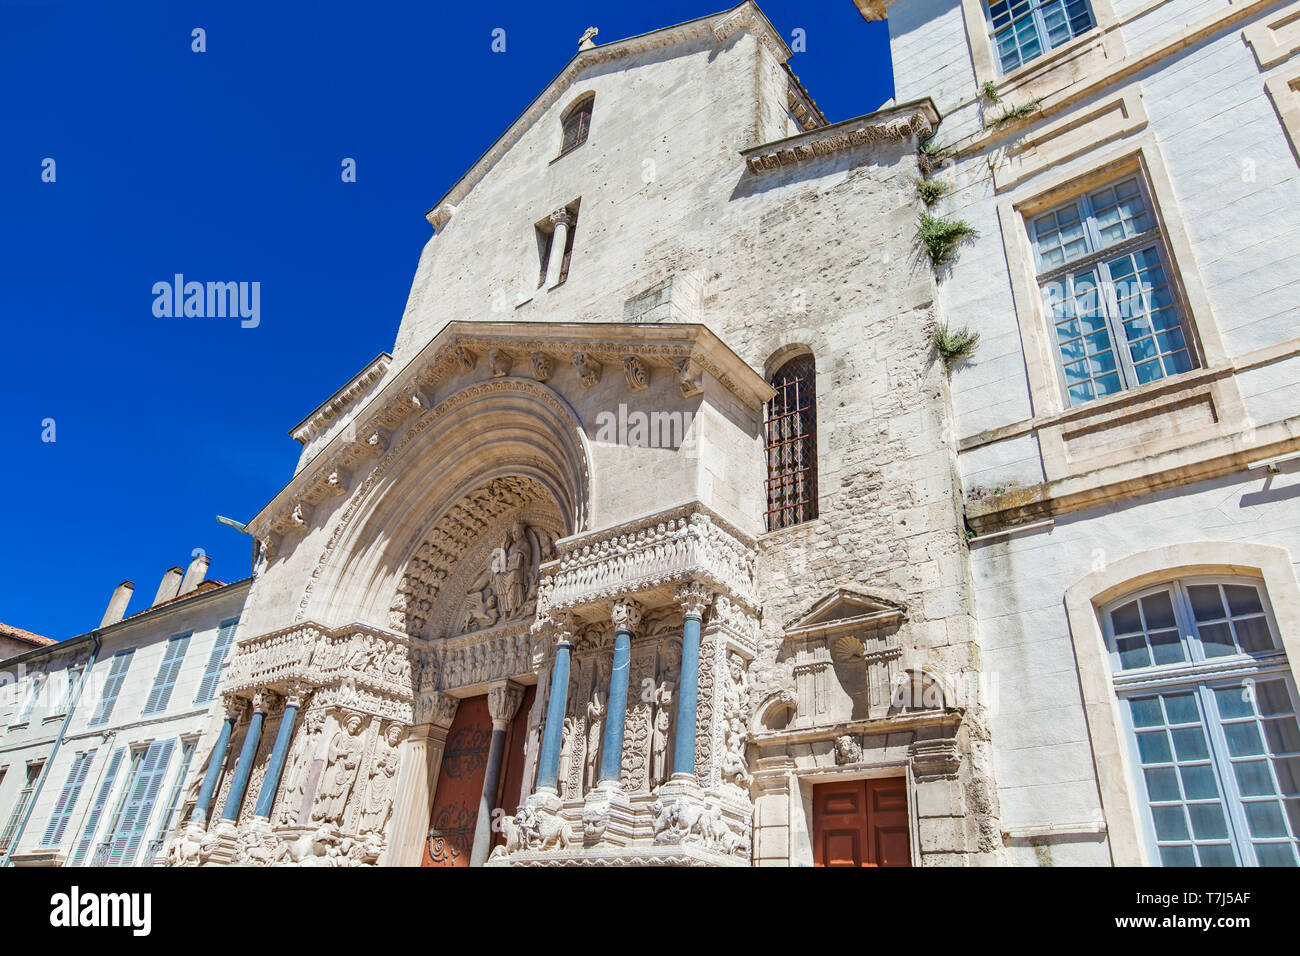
xmin=178 ymin=554 xmax=210 ymax=596
xmin=153 ymin=567 xmax=184 ymax=606
xmin=100 ymin=581 xmax=135 ymax=627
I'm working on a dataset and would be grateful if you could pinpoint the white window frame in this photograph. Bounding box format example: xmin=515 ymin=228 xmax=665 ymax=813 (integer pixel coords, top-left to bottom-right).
xmin=1102 ymin=575 xmax=1300 ymax=866
xmin=985 ymin=0 xmax=1097 ymax=76
xmin=1028 ymin=174 xmax=1199 ymax=407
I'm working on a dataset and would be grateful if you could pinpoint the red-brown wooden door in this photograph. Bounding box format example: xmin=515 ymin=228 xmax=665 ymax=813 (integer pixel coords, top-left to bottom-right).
xmin=420 ymin=686 xmax=537 ymax=866
xmin=813 ymin=778 xmax=911 ymax=867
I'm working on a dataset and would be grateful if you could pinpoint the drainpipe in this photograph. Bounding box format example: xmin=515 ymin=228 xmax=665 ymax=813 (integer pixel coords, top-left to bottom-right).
xmin=2 ymin=631 xmax=102 ymax=867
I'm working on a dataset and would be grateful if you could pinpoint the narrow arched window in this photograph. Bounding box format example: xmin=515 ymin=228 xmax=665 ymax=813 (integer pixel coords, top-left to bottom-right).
xmin=559 ymin=95 xmax=593 ymax=158
xmin=764 ymin=354 xmax=818 ymax=531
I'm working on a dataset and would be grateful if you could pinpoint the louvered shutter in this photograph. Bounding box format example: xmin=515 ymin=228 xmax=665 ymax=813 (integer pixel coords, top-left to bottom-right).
xmin=106 ymin=739 xmax=174 ymax=866
xmin=151 ymin=739 xmax=195 ymax=843
xmin=142 ymin=634 xmax=191 ymax=716
xmin=194 ymin=620 xmax=238 ymax=704
xmin=70 ymin=746 xmax=125 ymax=865
xmin=90 ymin=651 xmax=134 ymax=726
xmin=40 ymin=751 xmax=95 ymax=847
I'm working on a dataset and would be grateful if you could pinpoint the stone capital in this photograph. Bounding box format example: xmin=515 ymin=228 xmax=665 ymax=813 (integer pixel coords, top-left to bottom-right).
xmin=223 ymin=695 xmax=247 ymax=722
xmin=281 ymin=681 xmax=309 ymax=711
xmin=415 ymin=689 xmax=460 ymax=729
xmin=487 ymin=680 xmax=525 ymax=724
xmin=250 ymin=689 xmax=273 ymax=714
xmin=675 ymin=581 xmax=715 ymax=619
xmin=611 ymin=598 xmax=644 ymax=633
xmin=549 ymin=208 xmax=575 ymax=228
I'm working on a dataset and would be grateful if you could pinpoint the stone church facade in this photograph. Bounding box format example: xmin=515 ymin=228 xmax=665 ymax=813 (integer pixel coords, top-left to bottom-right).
xmin=165 ymin=0 xmax=1300 ymax=867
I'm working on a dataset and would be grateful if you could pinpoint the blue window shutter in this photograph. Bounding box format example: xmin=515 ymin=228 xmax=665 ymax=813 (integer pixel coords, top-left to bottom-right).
xmin=142 ymin=634 xmax=191 ymax=717
xmin=151 ymin=739 xmax=196 ymax=843
xmin=70 ymin=746 xmax=125 ymax=865
xmin=107 ymin=739 xmax=174 ymax=866
xmin=194 ymin=619 xmax=239 ymax=705
xmin=41 ymin=751 xmax=95 ymax=847
xmin=90 ymin=651 xmax=134 ymax=726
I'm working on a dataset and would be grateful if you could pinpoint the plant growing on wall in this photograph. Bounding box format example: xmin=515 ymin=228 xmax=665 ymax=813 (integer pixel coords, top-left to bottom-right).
xmin=917 ymin=135 xmax=950 ymax=175
xmin=988 ymin=97 xmax=1042 ymax=128
xmin=979 ymin=80 xmax=1002 ymax=104
xmin=931 ymin=321 xmax=981 ymax=368
xmin=915 ymin=177 xmax=948 ymax=206
xmin=919 ymin=213 xmax=978 ymax=268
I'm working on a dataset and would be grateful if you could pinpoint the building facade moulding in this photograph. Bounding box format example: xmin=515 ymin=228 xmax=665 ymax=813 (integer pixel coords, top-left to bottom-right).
xmin=246 ymin=321 xmax=771 ymax=556
xmin=536 ymin=499 xmax=761 ymax=647
xmin=741 ymin=99 xmax=939 ymax=173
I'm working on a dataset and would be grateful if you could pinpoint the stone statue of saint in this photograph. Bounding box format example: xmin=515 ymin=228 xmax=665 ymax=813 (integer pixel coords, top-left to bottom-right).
xmin=557 ymin=716 xmax=576 ymax=799
xmin=651 ymin=680 xmax=674 ymax=788
xmin=584 ymin=665 xmax=607 ymax=794
xmin=358 ymin=723 xmax=403 ymax=835
xmin=313 ymin=714 xmax=365 ymax=826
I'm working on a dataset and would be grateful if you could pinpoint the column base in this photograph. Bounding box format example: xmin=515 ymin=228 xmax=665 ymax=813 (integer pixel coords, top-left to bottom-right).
xmin=581 ymin=783 xmax=636 ymax=847
xmin=204 ymin=820 xmax=241 ymax=866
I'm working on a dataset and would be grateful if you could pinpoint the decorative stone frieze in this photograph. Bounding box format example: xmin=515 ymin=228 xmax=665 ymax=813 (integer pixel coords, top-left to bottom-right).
xmin=741 ymin=102 xmax=939 ymax=173
xmin=622 ymin=355 xmax=649 ymax=392
xmin=537 ymin=501 xmax=759 ymax=626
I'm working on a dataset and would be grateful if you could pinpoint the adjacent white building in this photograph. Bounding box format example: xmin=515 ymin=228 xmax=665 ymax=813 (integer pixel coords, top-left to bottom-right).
xmin=0 ymin=557 xmax=249 ymax=867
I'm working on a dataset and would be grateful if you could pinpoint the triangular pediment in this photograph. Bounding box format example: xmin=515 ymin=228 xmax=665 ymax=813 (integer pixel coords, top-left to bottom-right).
xmin=783 ymin=588 xmax=906 ymax=638
xmin=425 ymin=2 xmax=792 ymax=226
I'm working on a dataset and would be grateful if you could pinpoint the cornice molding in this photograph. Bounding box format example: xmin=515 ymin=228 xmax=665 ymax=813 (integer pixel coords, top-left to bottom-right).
xmin=247 ymin=321 xmax=771 ymax=544
xmin=741 ymin=99 xmax=939 ymax=173
xmin=289 ymin=353 xmax=391 ymax=447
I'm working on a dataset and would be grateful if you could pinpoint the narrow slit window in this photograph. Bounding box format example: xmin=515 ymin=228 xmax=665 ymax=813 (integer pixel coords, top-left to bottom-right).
xmin=765 ymin=354 xmax=818 ymax=531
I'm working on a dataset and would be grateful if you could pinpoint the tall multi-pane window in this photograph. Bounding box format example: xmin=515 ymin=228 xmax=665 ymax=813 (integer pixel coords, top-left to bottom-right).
xmin=764 ymin=354 xmax=818 ymax=532
xmin=558 ymin=94 xmax=593 ymax=157
xmin=987 ymin=0 xmax=1095 ymax=74
xmin=40 ymin=750 xmax=95 ymax=847
xmin=1103 ymin=576 xmax=1300 ymax=866
xmin=0 ymin=762 xmax=43 ymax=853
xmin=55 ymin=664 xmax=84 ymax=715
xmin=69 ymin=746 xmax=125 ymax=866
xmin=1030 ymin=176 xmax=1197 ymax=407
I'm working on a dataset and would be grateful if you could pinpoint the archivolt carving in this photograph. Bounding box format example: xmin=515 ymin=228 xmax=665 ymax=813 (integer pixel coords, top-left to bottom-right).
xmin=291 ymin=377 xmax=589 ymax=625
xmin=388 ymin=476 xmax=555 ymax=637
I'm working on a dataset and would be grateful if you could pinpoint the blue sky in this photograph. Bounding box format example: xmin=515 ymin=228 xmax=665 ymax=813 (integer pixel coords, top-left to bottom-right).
xmin=0 ymin=0 xmax=893 ymax=641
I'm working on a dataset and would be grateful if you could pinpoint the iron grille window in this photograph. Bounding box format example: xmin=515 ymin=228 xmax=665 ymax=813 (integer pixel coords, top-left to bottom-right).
xmin=764 ymin=355 xmax=818 ymax=531
xmin=559 ymin=97 xmax=593 ymax=157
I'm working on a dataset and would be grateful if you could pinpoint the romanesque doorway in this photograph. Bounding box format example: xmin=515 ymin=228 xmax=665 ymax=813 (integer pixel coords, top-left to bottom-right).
xmin=812 ymin=778 xmax=911 ymax=867
xmin=421 ymin=687 xmax=535 ymax=867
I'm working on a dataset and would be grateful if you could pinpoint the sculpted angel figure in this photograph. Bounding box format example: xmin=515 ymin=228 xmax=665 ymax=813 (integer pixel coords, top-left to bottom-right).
xmin=313 ymin=714 xmax=365 ymax=826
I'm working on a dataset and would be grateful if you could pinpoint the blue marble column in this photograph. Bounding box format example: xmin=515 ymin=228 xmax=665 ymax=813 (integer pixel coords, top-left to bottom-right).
xmin=190 ymin=703 xmax=238 ymax=825
xmin=598 ymin=599 xmax=642 ymax=788
xmin=252 ymin=687 xmax=302 ymax=819
xmin=672 ymin=583 xmax=713 ymax=778
xmin=221 ymin=692 xmax=267 ymax=822
xmin=535 ymin=631 xmax=573 ymax=794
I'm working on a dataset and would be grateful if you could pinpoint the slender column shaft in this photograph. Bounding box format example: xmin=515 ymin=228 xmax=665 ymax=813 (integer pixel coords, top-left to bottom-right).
xmin=469 ymin=723 xmax=508 ymax=866
xmin=535 ymin=641 xmax=572 ymax=793
xmin=220 ymin=705 xmax=265 ymax=822
xmin=190 ymin=714 xmax=235 ymax=825
xmin=672 ymin=613 xmax=703 ymax=777
xmin=544 ymin=215 xmax=571 ymax=287
xmin=598 ymin=628 xmax=633 ymax=786
xmin=252 ymin=700 xmax=299 ymax=818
